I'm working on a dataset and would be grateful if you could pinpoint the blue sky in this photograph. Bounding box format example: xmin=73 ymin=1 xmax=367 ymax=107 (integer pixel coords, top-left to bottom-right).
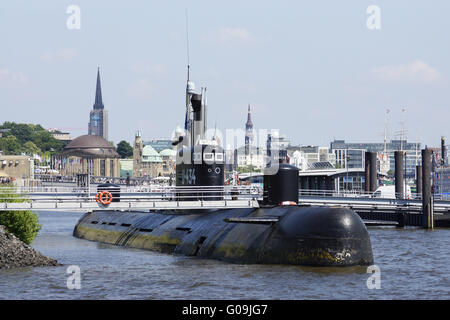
xmin=0 ymin=0 xmax=449 ymax=148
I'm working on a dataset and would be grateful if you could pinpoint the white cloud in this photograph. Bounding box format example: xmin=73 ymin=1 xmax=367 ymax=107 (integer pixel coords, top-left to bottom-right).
xmin=371 ymin=60 xmax=441 ymax=84
xmin=205 ymin=27 xmax=254 ymax=46
xmin=0 ymin=68 xmax=29 ymax=88
xmin=128 ymin=79 xmax=157 ymax=101
xmin=41 ymin=48 xmax=78 ymax=62
xmin=131 ymin=62 xmax=166 ymax=75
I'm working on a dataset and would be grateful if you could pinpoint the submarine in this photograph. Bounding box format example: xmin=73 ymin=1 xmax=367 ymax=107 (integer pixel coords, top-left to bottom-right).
xmin=73 ymin=68 xmax=374 ymax=267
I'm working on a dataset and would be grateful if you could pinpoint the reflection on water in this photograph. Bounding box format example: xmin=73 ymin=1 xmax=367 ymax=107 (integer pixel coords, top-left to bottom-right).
xmin=0 ymin=211 xmax=448 ymax=299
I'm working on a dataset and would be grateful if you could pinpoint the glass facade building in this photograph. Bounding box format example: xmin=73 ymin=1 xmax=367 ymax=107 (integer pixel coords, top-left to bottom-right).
xmin=330 ymin=139 xmax=421 ymax=177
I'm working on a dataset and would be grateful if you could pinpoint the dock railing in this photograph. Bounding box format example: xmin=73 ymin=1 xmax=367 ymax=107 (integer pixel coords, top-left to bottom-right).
xmin=0 ymin=185 xmax=449 ymax=212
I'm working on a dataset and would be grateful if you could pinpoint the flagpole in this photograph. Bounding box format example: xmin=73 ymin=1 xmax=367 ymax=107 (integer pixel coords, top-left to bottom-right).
xmin=384 ymin=108 xmax=389 ymax=155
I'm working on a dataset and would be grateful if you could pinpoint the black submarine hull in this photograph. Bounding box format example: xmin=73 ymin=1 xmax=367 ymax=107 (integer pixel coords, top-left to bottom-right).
xmin=73 ymin=205 xmax=373 ymax=267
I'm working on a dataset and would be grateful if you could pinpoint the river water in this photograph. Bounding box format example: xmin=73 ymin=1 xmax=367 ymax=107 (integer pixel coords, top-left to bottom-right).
xmin=0 ymin=210 xmax=448 ymax=300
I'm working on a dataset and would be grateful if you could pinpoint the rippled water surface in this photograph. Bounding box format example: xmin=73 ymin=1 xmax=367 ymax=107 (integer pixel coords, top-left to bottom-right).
xmin=0 ymin=211 xmax=449 ymax=299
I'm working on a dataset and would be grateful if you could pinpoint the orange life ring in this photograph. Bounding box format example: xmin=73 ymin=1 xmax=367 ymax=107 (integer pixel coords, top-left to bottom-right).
xmin=279 ymin=201 xmax=297 ymax=206
xmin=96 ymin=191 xmax=113 ymax=205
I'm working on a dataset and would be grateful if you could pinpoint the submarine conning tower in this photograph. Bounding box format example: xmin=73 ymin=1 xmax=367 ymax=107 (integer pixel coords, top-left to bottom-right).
xmin=174 ymin=89 xmax=225 ymax=201
xmin=176 ymin=144 xmax=225 ymax=201
xmin=263 ymin=163 xmax=299 ymax=206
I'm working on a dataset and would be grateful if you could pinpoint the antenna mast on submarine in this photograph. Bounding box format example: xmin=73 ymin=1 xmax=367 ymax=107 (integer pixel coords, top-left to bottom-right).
xmin=180 ymin=9 xmax=210 ymax=147
xmin=184 ymin=9 xmax=194 ymax=146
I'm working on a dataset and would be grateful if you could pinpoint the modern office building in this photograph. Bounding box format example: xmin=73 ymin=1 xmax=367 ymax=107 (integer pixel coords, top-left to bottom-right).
xmin=330 ymin=139 xmax=421 ymax=177
xmin=266 ymin=133 xmax=290 ymax=162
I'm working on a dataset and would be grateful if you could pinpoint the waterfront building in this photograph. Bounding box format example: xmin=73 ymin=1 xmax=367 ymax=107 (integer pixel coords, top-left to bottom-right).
xmin=88 ymin=68 xmax=109 ymax=141
xmin=298 ymin=168 xmax=372 ymax=192
xmin=235 ymin=145 xmax=265 ymax=170
xmin=233 ymin=105 xmax=266 ymax=171
xmin=0 ymin=155 xmax=34 ymax=180
xmin=58 ymin=135 xmax=120 ymax=177
xmin=119 ymin=159 xmax=133 ymax=178
xmin=47 ymin=128 xmax=71 ymax=143
xmin=0 ymin=129 xmax=11 ymax=138
xmin=287 ymin=146 xmax=336 ymax=171
xmin=330 ymin=139 xmax=420 ymax=177
xmin=266 ymin=133 xmax=291 ymax=163
xmin=132 ymin=132 xmax=176 ymax=179
xmin=145 ymin=139 xmax=175 ymax=153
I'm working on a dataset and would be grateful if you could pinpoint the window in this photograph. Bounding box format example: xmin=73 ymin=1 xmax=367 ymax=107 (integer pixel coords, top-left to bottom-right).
xmin=100 ymin=160 xmax=105 ymax=176
xmin=203 ymin=153 xmax=214 ymax=161
xmin=110 ymin=160 xmax=114 ymax=177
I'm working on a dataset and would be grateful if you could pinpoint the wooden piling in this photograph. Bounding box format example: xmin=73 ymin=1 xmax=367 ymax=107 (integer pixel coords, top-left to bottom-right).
xmin=416 ymin=165 xmax=422 ymax=195
xmin=422 ymin=149 xmax=434 ymax=229
xmin=365 ymin=152 xmax=371 ymax=192
xmin=395 ymin=151 xmax=405 ymax=199
xmin=369 ymin=152 xmax=378 ymax=192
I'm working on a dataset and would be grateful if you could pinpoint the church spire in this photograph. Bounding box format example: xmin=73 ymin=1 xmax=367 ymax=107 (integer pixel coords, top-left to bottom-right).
xmin=93 ymin=67 xmax=104 ymax=110
xmin=245 ymin=104 xmax=254 ymax=155
xmin=246 ymin=104 xmax=253 ymax=128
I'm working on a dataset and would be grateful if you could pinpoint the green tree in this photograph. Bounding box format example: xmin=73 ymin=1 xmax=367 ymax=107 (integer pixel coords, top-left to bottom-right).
xmin=23 ymin=141 xmax=41 ymax=155
xmin=116 ymin=140 xmax=133 ymax=158
xmin=32 ymin=131 xmax=63 ymax=152
xmin=0 ymin=121 xmax=64 ymax=154
xmin=0 ymin=135 xmax=21 ymax=154
xmin=0 ymin=186 xmax=41 ymax=245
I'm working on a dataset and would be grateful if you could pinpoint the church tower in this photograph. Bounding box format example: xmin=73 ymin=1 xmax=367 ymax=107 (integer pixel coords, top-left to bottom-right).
xmin=88 ymin=68 xmax=109 ymax=140
xmin=133 ymin=131 xmax=143 ymax=178
xmin=245 ymin=104 xmax=254 ymax=155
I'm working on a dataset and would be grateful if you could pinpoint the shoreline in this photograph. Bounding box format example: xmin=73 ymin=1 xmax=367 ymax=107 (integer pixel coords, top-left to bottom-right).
xmin=0 ymin=225 xmax=59 ymax=270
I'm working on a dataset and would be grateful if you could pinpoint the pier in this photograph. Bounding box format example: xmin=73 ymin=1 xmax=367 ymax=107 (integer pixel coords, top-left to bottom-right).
xmin=1 ymin=185 xmax=449 ymax=228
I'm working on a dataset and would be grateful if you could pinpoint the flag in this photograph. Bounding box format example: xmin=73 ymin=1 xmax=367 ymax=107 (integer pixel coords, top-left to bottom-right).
xmin=401 ymin=108 xmax=406 ymax=112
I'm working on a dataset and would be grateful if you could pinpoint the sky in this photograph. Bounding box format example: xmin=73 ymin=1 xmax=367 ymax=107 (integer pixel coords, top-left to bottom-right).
xmin=0 ymin=0 xmax=449 ymax=149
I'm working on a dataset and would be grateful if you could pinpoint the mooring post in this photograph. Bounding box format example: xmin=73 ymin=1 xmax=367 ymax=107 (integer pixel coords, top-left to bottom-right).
xmin=369 ymin=152 xmax=378 ymax=192
xmin=365 ymin=152 xmax=371 ymax=192
xmin=396 ymin=208 xmax=406 ymax=228
xmin=416 ymin=165 xmax=423 ymax=195
xmin=395 ymin=151 xmax=405 ymax=199
xmin=422 ymin=148 xmax=434 ymax=229
xmin=325 ymin=177 xmax=334 ymax=196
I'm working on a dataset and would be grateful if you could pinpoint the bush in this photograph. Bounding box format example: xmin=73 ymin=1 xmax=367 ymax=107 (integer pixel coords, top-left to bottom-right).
xmin=0 ymin=185 xmax=41 ymax=244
